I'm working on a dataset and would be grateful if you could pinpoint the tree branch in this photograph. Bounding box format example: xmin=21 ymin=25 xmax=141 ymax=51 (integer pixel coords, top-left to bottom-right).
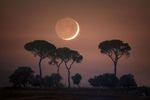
xmin=69 ymin=60 xmax=75 ymax=70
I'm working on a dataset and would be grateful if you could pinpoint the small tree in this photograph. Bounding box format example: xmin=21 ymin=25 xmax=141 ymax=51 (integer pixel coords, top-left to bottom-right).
xmin=24 ymin=40 xmax=56 ymax=78
xmin=100 ymin=73 xmax=119 ymax=88
xmin=9 ymin=66 xmax=34 ymax=87
xmin=88 ymin=76 xmax=101 ymax=87
xmin=98 ymin=39 xmax=131 ymax=76
xmin=72 ymin=73 xmax=82 ymax=87
xmin=44 ymin=73 xmax=62 ymax=88
xmin=119 ymin=74 xmax=137 ymax=88
xmin=29 ymin=75 xmax=43 ymax=87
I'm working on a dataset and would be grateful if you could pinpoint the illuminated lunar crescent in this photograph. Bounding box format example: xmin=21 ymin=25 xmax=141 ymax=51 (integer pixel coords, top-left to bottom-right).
xmin=55 ymin=18 xmax=80 ymax=40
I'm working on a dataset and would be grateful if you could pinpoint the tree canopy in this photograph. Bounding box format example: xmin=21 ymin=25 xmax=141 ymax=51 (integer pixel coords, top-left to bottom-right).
xmin=24 ymin=40 xmax=56 ymax=59
xmin=9 ymin=66 xmax=34 ymax=87
xmin=98 ymin=39 xmax=131 ymax=76
xmin=119 ymin=74 xmax=137 ymax=88
xmin=55 ymin=47 xmax=83 ymax=88
xmin=72 ymin=73 xmax=82 ymax=87
xmin=44 ymin=73 xmax=62 ymax=88
xmin=88 ymin=73 xmax=119 ymax=88
xmin=24 ymin=40 xmax=56 ymax=78
xmin=49 ymin=48 xmax=67 ymax=74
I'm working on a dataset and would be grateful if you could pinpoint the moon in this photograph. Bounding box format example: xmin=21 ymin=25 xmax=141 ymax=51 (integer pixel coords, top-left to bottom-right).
xmin=55 ymin=18 xmax=80 ymax=40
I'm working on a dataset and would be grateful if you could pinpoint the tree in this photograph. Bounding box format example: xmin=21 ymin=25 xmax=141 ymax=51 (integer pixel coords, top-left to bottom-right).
xmin=98 ymin=39 xmax=131 ymax=76
xmin=9 ymin=66 xmax=34 ymax=87
xmin=88 ymin=73 xmax=119 ymax=88
xmin=44 ymin=73 xmax=62 ymax=88
xmin=57 ymin=47 xmax=83 ymax=88
xmin=119 ymin=74 xmax=137 ymax=88
xmin=29 ymin=75 xmax=43 ymax=87
xmin=66 ymin=49 xmax=83 ymax=88
xmin=88 ymin=76 xmax=101 ymax=87
xmin=24 ymin=40 xmax=56 ymax=78
xmin=72 ymin=73 xmax=82 ymax=87
xmin=49 ymin=48 xmax=64 ymax=74
xmin=100 ymin=73 xmax=119 ymax=88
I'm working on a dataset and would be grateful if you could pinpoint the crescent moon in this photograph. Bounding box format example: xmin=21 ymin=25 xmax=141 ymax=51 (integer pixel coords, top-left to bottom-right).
xmin=55 ymin=18 xmax=80 ymax=40
xmin=64 ymin=21 xmax=80 ymax=40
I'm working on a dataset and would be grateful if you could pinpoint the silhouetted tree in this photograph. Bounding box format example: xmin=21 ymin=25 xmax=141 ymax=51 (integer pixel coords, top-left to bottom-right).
xmin=24 ymin=40 xmax=56 ymax=78
xmin=57 ymin=47 xmax=83 ymax=88
xmin=67 ymin=49 xmax=83 ymax=88
xmin=138 ymin=87 xmax=150 ymax=97
xmin=88 ymin=76 xmax=101 ymax=87
xmin=100 ymin=73 xmax=119 ymax=88
xmin=44 ymin=73 xmax=62 ymax=88
xmin=119 ymin=74 xmax=137 ymax=88
xmin=72 ymin=73 xmax=82 ymax=87
xmin=29 ymin=75 xmax=43 ymax=87
xmin=88 ymin=73 xmax=119 ymax=88
xmin=98 ymin=39 xmax=131 ymax=76
xmin=49 ymin=48 xmax=64 ymax=74
xmin=9 ymin=66 xmax=34 ymax=87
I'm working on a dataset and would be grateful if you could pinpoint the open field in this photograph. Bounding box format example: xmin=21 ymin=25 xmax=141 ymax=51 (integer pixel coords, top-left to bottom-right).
xmin=0 ymin=88 xmax=150 ymax=100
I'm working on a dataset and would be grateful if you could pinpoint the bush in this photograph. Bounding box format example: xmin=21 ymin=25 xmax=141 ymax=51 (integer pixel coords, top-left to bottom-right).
xmin=88 ymin=76 xmax=101 ymax=87
xmin=44 ymin=73 xmax=62 ymax=88
xmin=9 ymin=66 xmax=34 ymax=87
xmin=119 ymin=74 xmax=137 ymax=88
xmin=29 ymin=75 xmax=43 ymax=87
xmin=88 ymin=73 xmax=119 ymax=88
xmin=72 ymin=73 xmax=82 ymax=87
xmin=100 ymin=73 xmax=119 ymax=88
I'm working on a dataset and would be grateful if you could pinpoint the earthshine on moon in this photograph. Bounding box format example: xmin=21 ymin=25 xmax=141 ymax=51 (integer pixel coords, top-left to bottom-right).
xmin=55 ymin=18 xmax=80 ymax=40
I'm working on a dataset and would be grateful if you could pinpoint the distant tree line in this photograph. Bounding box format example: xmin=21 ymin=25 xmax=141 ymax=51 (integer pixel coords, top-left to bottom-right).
xmin=88 ymin=73 xmax=137 ymax=88
xmin=9 ymin=39 xmax=136 ymax=89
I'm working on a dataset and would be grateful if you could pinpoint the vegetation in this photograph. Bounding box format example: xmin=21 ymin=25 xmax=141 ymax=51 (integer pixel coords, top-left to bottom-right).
xmin=24 ymin=40 xmax=56 ymax=78
xmin=88 ymin=73 xmax=137 ymax=88
xmin=49 ymin=48 xmax=64 ymax=74
xmin=4 ymin=39 xmax=150 ymax=100
xmin=98 ymin=39 xmax=131 ymax=76
xmin=24 ymin=40 xmax=83 ymax=88
xmin=9 ymin=66 xmax=34 ymax=87
xmin=51 ymin=47 xmax=83 ymax=88
xmin=8 ymin=39 xmax=141 ymax=91
xmin=119 ymin=74 xmax=137 ymax=88
xmin=29 ymin=75 xmax=43 ymax=87
xmin=44 ymin=73 xmax=62 ymax=88
xmin=72 ymin=73 xmax=82 ymax=87
xmin=88 ymin=73 xmax=119 ymax=88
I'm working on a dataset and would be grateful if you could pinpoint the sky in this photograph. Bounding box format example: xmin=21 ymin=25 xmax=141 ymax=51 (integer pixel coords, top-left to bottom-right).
xmin=0 ymin=0 xmax=150 ymax=87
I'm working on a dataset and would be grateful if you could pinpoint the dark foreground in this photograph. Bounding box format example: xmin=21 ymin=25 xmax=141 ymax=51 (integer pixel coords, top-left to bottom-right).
xmin=0 ymin=87 xmax=150 ymax=100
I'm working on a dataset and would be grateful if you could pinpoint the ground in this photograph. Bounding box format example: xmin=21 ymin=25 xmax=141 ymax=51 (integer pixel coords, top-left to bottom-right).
xmin=0 ymin=88 xmax=149 ymax=100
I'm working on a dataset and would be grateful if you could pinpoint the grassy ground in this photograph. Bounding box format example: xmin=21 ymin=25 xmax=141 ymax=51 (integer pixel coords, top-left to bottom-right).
xmin=0 ymin=88 xmax=149 ymax=100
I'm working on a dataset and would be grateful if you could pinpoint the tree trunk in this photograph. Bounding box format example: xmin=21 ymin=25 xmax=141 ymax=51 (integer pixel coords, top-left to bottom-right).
xmin=57 ymin=67 xmax=59 ymax=74
xmin=65 ymin=61 xmax=74 ymax=88
xmin=56 ymin=61 xmax=63 ymax=74
xmin=39 ymin=57 xmax=42 ymax=78
xmin=68 ymin=69 xmax=71 ymax=88
xmin=114 ymin=61 xmax=117 ymax=76
xmin=56 ymin=64 xmax=60 ymax=74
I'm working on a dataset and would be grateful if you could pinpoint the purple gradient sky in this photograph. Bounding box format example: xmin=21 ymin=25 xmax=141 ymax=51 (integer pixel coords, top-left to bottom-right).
xmin=0 ymin=0 xmax=150 ymax=87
